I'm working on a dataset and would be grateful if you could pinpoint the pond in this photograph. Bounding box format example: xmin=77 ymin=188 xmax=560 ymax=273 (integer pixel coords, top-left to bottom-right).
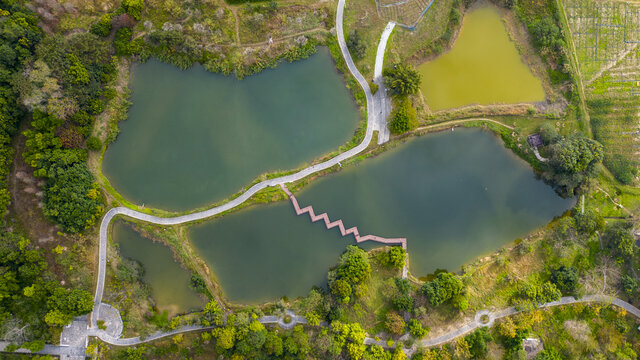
xmin=189 ymin=128 xmax=573 ymax=304
xmin=103 ymin=48 xmax=360 ymax=211
xmin=112 ymin=221 xmax=204 ymax=315
xmin=418 ymin=5 xmax=545 ymax=111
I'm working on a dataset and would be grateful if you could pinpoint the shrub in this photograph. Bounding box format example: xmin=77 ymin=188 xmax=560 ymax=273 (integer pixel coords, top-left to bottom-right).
xmin=122 ymin=0 xmax=144 ymax=20
xmin=86 ymin=136 xmax=102 ymax=151
xmin=408 ymin=319 xmax=428 ymax=338
xmin=389 ymin=97 xmax=418 ymax=135
xmin=573 ymin=208 xmax=604 ymax=235
xmin=603 ymin=222 xmax=635 ymax=257
xmin=90 ymin=14 xmax=113 ymax=37
xmin=381 ymin=247 xmax=406 ymax=270
xmin=384 ymin=63 xmax=421 ymax=96
xmin=421 ymin=272 xmax=464 ymax=307
xmin=550 ymin=266 xmax=578 ymax=294
xmin=385 ymin=312 xmax=406 ymax=335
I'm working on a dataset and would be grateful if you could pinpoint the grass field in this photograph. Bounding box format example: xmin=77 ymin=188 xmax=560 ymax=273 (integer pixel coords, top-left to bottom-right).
xmin=564 ymin=0 xmax=640 ymax=185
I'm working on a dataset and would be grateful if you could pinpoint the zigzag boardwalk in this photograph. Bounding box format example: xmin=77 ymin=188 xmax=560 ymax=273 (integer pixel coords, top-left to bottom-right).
xmin=280 ymin=184 xmax=407 ymax=249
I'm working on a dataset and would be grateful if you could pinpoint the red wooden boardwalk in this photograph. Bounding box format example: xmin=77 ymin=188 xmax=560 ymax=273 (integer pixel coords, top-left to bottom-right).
xmin=280 ymin=184 xmax=407 ymax=249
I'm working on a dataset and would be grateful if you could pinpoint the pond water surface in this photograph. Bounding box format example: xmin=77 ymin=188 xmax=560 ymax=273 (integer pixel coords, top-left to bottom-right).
xmin=190 ymin=129 xmax=573 ymax=303
xmin=418 ymin=5 xmax=545 ymax=111
xmin=103 ymin=48 xmax=360 ymax=211
xmin=113 ymin=221 xmax=204 ymax=314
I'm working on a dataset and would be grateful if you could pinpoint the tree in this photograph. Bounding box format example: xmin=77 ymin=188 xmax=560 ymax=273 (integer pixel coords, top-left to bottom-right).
xmin=603 ymin=222 xmax=636 ymax=257
xmin=213 ymin=326 xmax=236 ymax=350
xmin=391 ymin=346 xmax=407 ymax=360
xmin=421 ymin=272 xmax=464 ymax=307
xmin=392 ymin=294 xmax=413 ymax=312
xmin=620 ymin=275 xmax=638 ymax=298
xmin=66 ymin=54 xmax=89 ymax=85
xmin=364 ymin=344 xmax=390 ymax=360
xmin=385 ymin=312 xmax=406 ymax=335
xmin=573 ymin=208 xmax=604 ymax=235
xmin=539 ymin=123 xmax=559 ymax=145
xmin=529 ymin=18 xmax=564 ymax=50
xmin=550 ymin=266 xmax=578 ymax=294
xmin=384 ymin=63 xmax=421 ymax=96
xmin=122 ymin=0 xmax=145 ymax=20
xmin=86 ymin=136 xmax=102 ymax=151
xmin=264 ymin=331 xmax=284 ymax=356
xmin=331 ymin=278 xmax=352 ymax=299
xmin=337 ymin=245 xmax=371 ymax=285
xmin=546 ymin=136 xmax=603 ymax=196
xmin=465 ymin=327 xmax=492 ymax=358
xmin=382 ymin=247 xmax=406 ymax=270
xmin=90 ymin=14 xmax=113 ymax=37
xmin=408 ymin=319 xmax=428 ymax=338
xmin=389 ymin=97 xmax=418 ymax=135
xmin=43 ymin=163 xmax=103 ymax=233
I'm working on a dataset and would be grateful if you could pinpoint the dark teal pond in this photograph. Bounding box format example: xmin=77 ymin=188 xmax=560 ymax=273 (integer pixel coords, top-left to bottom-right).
xmin=189 ymin=128 xmax=574 ymax=303
xmin=103 ymin=48 xmax=360 ymax=211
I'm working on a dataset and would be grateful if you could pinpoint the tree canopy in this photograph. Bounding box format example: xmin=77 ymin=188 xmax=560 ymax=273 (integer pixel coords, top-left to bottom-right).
xmin=383 ymin=63 xmax=421 ymax=97
xmin=421 ymin=272 xmax=464 ymax=307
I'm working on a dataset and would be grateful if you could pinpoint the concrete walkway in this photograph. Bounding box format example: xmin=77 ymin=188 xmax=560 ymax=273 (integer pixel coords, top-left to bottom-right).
xmin=373 ymin=21 xmax=396 ymax=144
xmin=91 ymin=0 xmax=396 ymax=330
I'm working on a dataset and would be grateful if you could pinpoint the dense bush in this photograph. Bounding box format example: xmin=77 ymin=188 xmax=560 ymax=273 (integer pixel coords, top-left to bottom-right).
xmin=389 ymin=97 xmax=418 ymax=135
xmin=544 ymin=136 xmax=604 ymax=196
xmin=550 ymin=266 xmax=578 ymax=294
xmin=0 ymin=1 xmax=42 ymax=217
xmin=603 ymin=221 xmax=636 ymax=257
xmin=421 ymin=272 xmax=464 ymax=308
xmin=43 ymin=163 xmax=103 ymax=233
xmin=380 ymin=246 xmax=406 ymax=270
xmin=529 ymin=18 xmax=564 ymax=51
xmin=383 ymin=63 xmax=421 ymax=97
xmin=511 ymin=281 xmax=561 ymax=309
xmin=573 ymin=208 xmax=604 ymax=235
xmin=0 ymin=230 xmax=93 ymax=337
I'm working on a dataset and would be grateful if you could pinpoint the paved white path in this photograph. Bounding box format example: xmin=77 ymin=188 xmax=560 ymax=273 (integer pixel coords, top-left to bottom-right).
xmin=373 ymin=22 xmax=396 ymax=143
xmin=91 ymin=0 xmax=396 ymax=330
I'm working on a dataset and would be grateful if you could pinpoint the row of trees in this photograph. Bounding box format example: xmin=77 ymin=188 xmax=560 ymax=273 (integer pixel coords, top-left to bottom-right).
xmin=384 ymin=63 xmax=421 ymax=135
xmin=0 ymin=1 xmax=43 ymax=216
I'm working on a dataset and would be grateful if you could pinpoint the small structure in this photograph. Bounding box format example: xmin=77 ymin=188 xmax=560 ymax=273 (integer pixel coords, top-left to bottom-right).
xmin=527 ymin=133 xmax=544 ymax=148
xmin=522 ymin=337 xmax=543 ymax=359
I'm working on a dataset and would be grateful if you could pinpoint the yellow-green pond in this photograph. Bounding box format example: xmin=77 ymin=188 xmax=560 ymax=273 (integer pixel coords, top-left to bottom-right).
xmin=418 ymin=5 xmax=545 ymax=111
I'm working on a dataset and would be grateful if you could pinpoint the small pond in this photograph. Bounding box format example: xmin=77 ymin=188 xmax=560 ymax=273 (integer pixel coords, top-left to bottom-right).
xmin=113 ymin=221 xmax=204 ymax=315
xmin=103 ymin=48 xmax=360 ymax=211
xmin=418 ymin=5 xmax=545 ymax=111
xmin=190 ymin=128 xmax=573 ymax=303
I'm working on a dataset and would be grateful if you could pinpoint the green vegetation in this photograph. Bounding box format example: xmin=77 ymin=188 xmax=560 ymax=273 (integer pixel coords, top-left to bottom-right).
xmin=0 ymin=230 xmax=93 ymax=340
xmin=384 ymin=63 xmax=421 ymax=135
xmin=0 ymin=0 xmax=42 ymax=216
xmin=542 ymin=135 xmax=604 ymax=197
xmin=384 ymin=63 xmax=421 ymax=97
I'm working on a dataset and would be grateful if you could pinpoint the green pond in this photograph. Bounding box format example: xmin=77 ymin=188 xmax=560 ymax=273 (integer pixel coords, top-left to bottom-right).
xmin=113 ymin=221 xmax=204 ymax=314
xmin=103 ymin=48 xmax=360 ymax=211
xmin=190 ymin=129 xmax=573 ymax=304
xmin=418 ymin=5 xmax=545 ymax=111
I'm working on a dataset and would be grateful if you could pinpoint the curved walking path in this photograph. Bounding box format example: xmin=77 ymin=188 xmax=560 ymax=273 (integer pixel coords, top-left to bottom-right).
xmin=91 ymin=0 xmax=393 ymax=330
xmin=364 ymin=294 xmax=640 ymax=351
xmin=83 ymin=294 xmax=640 ymax=350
